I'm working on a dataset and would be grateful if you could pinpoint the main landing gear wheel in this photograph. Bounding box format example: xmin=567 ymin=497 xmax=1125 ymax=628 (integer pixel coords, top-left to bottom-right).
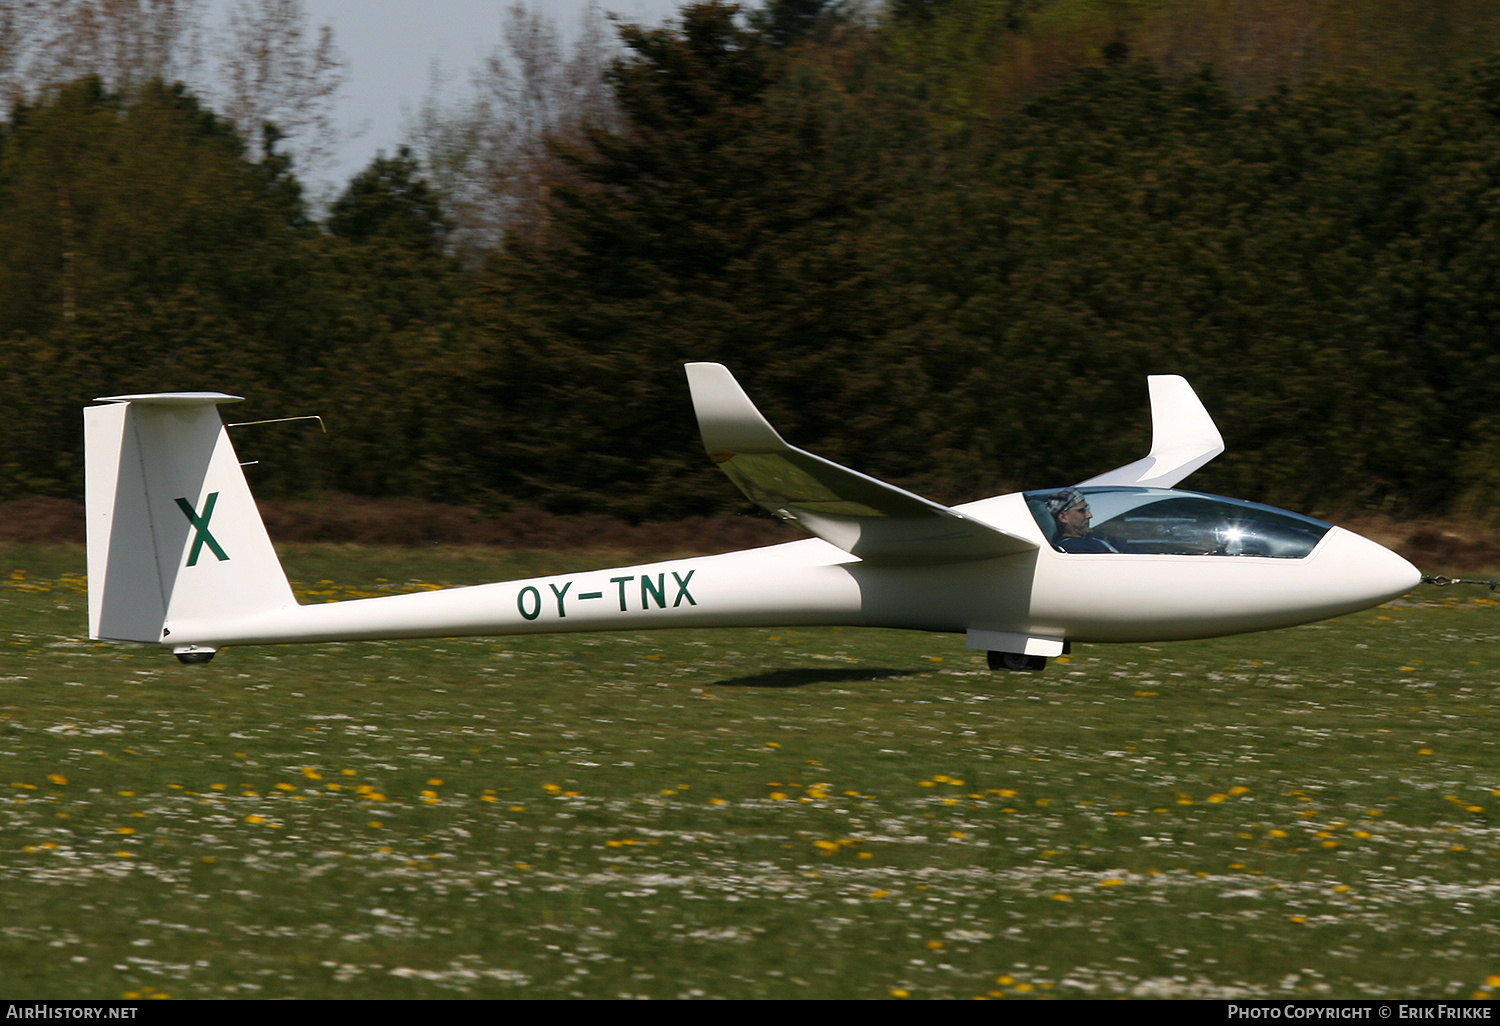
xmin=174 ymin=648 xmax=217 ymax=664
xmin=988 ymin=651 xmax=1046 ymax=671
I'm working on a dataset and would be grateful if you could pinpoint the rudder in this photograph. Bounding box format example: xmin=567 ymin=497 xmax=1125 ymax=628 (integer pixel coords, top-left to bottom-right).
xmin=85 ymin=393 xmax=296 ymax=650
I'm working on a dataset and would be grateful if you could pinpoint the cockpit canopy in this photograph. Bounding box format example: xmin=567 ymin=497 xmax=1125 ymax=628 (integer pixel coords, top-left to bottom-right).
xmin=1025 ymin=487 xmax=1333 ymax=558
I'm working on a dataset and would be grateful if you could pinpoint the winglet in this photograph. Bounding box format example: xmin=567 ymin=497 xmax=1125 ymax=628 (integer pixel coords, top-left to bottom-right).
xmin=685 ymin=362 xmax=786 ymax=457
xmin=1077 ymin=375 xmax=1224 ymax=489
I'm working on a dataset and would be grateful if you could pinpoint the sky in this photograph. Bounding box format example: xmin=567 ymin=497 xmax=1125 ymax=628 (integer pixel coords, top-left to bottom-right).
xmin=298 ymin=0 xmax=685 ymax=194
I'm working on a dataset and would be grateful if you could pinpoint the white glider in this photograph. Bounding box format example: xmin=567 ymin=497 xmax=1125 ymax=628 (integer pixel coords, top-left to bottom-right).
xmin=83 ymin=367 xmax=1420 ymax=668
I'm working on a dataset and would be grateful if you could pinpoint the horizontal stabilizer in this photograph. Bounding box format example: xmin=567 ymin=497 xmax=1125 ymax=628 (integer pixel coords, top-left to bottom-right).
xmin=1076 ymin=375 xmax=1224 ymax=489
xmin=686 ymin=363 xmax=1036 ymax=564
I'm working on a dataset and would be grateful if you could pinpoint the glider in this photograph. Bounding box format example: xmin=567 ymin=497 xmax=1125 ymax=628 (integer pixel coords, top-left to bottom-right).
xmin=83 ymin=366 xmax=1420 ymax=668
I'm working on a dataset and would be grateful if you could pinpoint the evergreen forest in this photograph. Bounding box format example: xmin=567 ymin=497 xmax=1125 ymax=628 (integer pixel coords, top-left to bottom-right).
xmin=8 ymin=0 xmax=1500 ymax=524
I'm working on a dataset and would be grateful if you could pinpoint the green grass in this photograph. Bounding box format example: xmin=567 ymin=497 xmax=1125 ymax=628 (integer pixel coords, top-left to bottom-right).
xmin=2 ymin=545 xmax=1498 ymax=999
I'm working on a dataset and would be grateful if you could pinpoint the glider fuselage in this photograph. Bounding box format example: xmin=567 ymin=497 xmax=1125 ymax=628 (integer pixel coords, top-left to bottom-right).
xmin=155 ymin=491 xmax=1417 ymax=652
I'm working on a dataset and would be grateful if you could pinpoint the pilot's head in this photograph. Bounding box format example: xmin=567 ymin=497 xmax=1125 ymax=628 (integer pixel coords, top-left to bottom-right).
xmin=1045 ymin=488 xmax=1091 ymax=538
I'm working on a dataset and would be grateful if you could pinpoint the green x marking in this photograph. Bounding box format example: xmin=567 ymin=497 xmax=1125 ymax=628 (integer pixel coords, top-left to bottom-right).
xmin=174 ymin=492 xmax=229 ymax=566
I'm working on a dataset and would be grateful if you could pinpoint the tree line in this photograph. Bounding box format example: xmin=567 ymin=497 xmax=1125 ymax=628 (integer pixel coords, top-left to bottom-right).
xmin=6 ymin=0 xmax=1500 ymax=524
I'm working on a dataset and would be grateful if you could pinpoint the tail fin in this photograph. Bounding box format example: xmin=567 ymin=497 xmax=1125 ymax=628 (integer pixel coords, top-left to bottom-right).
xmin=85 ymin=393 xmax=295 ymax=651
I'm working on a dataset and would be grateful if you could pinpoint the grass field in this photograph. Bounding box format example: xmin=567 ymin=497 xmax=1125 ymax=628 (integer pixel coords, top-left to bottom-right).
xmin=2 ymin=544 xmax=1498 ymax=1000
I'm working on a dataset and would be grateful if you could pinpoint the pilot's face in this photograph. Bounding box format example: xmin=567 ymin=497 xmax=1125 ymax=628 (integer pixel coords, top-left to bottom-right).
xmin=1057 ymin=501 xmax=1091 ymax=538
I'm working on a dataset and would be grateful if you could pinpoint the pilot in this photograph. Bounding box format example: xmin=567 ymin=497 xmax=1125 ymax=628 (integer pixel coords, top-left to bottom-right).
xmin=1045 ymin=488 xmax=1124 ymax=553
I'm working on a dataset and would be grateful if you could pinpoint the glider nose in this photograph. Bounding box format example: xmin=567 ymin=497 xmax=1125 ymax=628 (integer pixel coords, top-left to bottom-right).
xmin=1320 ymin=527 xmax=1422 ymax=608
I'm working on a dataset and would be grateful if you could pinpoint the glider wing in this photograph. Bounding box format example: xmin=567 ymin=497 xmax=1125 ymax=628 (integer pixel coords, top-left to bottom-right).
xmin=686 ymin=363 xmax=1037 ymax=564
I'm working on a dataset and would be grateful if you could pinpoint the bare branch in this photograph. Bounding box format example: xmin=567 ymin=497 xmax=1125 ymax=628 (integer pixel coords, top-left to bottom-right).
xmin=406 ymin=2 xmax=620 ymax=257
xmin=213 ymin=0 xmax=345 ymax=171
xmin=1 ymin=0 xmax=204 ymax=105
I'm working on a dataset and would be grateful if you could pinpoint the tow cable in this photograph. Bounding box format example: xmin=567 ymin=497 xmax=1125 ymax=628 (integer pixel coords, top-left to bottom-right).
xmin=1422 ymin=574 xmax=1500 ymax=591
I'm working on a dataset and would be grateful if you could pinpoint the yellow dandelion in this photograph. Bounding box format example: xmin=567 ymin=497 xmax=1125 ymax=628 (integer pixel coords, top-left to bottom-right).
xmin=47 ymin=773 xmax=67 ymax=786
xmin=925 ymin=940 xmax=943 ymax=950
xmin=891 ymin=989 xmax=910 ymax=999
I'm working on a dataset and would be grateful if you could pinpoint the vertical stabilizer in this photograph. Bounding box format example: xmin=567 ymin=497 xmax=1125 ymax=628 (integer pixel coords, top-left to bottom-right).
xmin=85 ymin=393 xmax=296 ymax=647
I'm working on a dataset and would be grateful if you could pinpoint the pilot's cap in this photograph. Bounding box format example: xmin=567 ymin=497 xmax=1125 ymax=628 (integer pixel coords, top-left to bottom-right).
xmin=1044 ymin=488 xmax=1086 ymax=516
